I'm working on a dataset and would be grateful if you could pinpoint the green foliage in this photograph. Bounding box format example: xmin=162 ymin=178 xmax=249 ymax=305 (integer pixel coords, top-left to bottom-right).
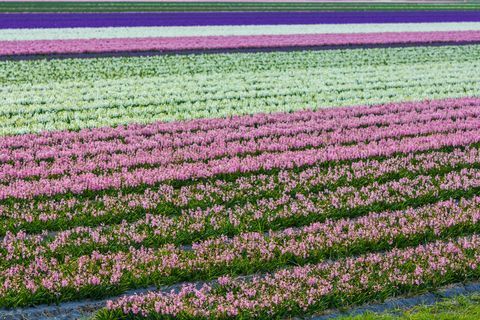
xmin=340 ymin=293 xmax=480 ymax=320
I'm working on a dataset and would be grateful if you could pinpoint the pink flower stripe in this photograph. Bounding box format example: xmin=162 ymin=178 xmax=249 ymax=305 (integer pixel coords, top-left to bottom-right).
xmin=2 ymin=176 xmax=480 ymax=265
xmin=2 ymin=164 xmax=480 ymax=271
xmin=0 ymin=97 xmax=480 ymax=201
xmin=1 ymin=99 xmax=479 ymax=183
xmin=1 ymin=109 xmax=479 ymax=183
xmin=1 ymin=145 xmax=478 ymax=232
xmin=2 ymin=31 xmax=480 ymax=56
xmin=1 ymin=129 xmax=479 ymax=201
xmin=102 ymin=235 xmax=480 ymax=319
xmin=1 ymin=193 xmax=480 ymax=303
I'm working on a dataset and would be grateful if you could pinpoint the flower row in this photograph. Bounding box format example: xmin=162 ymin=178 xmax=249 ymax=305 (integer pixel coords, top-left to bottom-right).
xmin=1 ymin=122 xmax=479 ymax=201
xmin=2 ymin=3 xmax=480 ymax=13
xmin=2 ymin=163 xmax=480 ymax=267
xmin=4 ymin=11 xmax=480 ymax=29
xmin=99 ymin=235 xmax=480 ymax=319
xmin=4 ymin=31 xmax=480 ymax=56
xmin=2 ymin=191 xmax=480 ymax=307
xmin=5 ymin=22 xmax=480 ymax=42
xmin=2 ymin=142 xmax=476 ymax=231
xmin=4 ymin=45 xmax=476 ymax=85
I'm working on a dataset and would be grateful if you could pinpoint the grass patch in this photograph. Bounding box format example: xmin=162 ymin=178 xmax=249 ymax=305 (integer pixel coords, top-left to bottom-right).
xmin=341 ymin=293 xmax=480 ymax=319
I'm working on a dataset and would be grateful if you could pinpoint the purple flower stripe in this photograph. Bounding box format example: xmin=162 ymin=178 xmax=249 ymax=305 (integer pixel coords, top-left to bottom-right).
xmin=2 ymin=11 xmax=480 ymax=29
xmin=3 ymin=31 xmax=480 ymax=56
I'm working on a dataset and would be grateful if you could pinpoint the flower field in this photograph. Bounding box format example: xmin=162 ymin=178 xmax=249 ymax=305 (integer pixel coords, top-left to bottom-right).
xmin=1 ymin=2 xmax=480 ymax=319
